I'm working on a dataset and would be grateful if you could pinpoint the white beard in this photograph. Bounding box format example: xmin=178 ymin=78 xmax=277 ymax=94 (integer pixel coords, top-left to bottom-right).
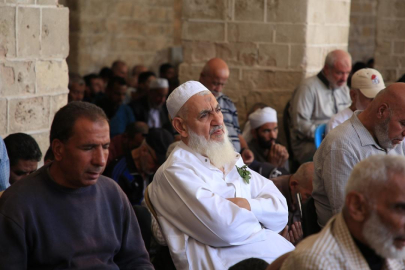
xmin=374 ymin=116 xmax=395 ymax=151
xmin=187 ymin=126 xmax=237 ymax=169
xmin=362 ymin=210 xmax=405 ymax=259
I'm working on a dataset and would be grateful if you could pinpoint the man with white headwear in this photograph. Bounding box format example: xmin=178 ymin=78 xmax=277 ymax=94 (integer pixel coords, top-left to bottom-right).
xmin=248 ymin=107 xmax=289 ymax=176
xmin=147 ymin=81 xmax=294 ymax=270
xmin=326 ymin=68 xmax=385 ymax=133
xmin=282 ymin=155 xmax=405 ymax=269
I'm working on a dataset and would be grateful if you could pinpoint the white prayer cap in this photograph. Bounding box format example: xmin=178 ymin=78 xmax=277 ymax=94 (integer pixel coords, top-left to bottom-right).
xmin=150 ymin=78 xmax=169 ymax=89
xmin=249 ymin=107 xmax=277 ymax=130
xmin=166 ymin=81 xmax=209 ymax=118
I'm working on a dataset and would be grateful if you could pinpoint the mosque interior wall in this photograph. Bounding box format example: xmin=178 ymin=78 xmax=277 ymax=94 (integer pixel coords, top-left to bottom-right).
xmin=0 ymin=0 xmax=404 ymax=156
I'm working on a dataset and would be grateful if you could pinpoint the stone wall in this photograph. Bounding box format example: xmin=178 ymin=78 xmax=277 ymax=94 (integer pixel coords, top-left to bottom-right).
xmin=0 ymin=0 xmax=68 ymax=159
xmin=348 ymin=0 xmax=377 ymax=63
xmin=179 ymin=0 xmax=351 ymax=128
xmin=374 ymin=0 xmax=405 ymax=83
xmin=64 ymin=0 xmax=182 ymax=75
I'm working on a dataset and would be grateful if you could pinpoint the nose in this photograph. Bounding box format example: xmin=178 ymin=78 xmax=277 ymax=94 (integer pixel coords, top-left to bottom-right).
xmin=212 ymin=109 xmax=223 ymax=125
xmin=92 ymin=146 xmax=107 ymax=168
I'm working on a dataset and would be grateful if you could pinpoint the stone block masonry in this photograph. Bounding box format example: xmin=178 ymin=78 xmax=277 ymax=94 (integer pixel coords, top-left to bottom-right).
xmin=375 ymin=0 xmax=405 ymax=83
xmin=0 ymin=0 xmax=69 ymax=162
xmin=64 ymin=0 xmax=182 ymax=76
xmin=179 ymin=0 xmax=351 ymax=145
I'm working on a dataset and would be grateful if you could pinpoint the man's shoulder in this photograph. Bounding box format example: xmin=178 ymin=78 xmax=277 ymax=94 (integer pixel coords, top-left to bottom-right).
xmin=284 ymin=225 xmax=341 ymax=268
xmin=321 ymin=119 xmax=358 ymax=149
xmin=217 ymin=94 xmax=236 ymax=109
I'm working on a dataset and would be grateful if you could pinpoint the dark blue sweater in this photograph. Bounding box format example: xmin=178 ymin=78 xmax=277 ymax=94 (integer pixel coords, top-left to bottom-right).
xmin=0 ymin=164 xmax=154 ymax=270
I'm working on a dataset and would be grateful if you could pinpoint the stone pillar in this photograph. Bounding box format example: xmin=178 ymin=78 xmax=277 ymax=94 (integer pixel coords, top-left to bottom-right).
xmin=374 ymin=0 xmax=405 ymax=83
xmin=348 ymin=0 xmax=377 ymax=63
xmin=0 ymin=0 xmax=69 ymax=158
xmin=179 ymin=0 xmax=351 ymax=129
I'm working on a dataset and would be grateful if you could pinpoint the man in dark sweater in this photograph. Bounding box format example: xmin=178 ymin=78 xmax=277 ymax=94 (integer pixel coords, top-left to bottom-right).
xmin=0 ymin=102 xmax=153 ymax=270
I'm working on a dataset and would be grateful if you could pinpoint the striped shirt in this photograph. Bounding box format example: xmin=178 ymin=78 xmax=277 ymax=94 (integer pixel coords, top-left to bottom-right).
xmin=281 ymin=213 xmax=405 ymax=270
xmin=313 ymin=111 xmax=405 ymax=227
xmin=217 ymin=94 xmax=241 ymax=152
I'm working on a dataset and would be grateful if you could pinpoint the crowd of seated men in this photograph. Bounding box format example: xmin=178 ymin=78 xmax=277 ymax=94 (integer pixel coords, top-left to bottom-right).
xmin=1 ymin=49 xmax=405 ymax=270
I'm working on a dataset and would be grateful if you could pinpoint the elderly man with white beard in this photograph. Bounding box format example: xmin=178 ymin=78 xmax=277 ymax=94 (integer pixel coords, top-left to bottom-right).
xmin=147 ymin=81 xmax=294 ymax=270
xmin=313 ymin=83 xmax=405 ymax=228
xmin=282 ymin=155 xmax=405 ymax=270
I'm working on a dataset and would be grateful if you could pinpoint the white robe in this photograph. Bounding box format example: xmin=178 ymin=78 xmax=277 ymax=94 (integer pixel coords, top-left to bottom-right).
xmin=148 ymin=142 xmax=294 ymax=270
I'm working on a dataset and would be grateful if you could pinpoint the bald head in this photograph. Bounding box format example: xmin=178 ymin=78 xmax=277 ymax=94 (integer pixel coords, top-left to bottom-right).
xmin=323 ymin=50 xmax=352 ymax=89
xmin=111 ymin=60 xmax=128 ymax=79
xmin=289 ymin=162 xmax=314 ymax=203
xmin=199 ymin=58 xmax=230 ymax=97
xmin=293 ymin=162 xmax=314 ymax=188
xmin=359 ymin=83 xmax=405 ymax=150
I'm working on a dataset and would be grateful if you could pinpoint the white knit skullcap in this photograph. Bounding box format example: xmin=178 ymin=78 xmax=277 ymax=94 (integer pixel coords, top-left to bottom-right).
xmin=150 ymin=78 xmax=169 ymax=89
xmin=249 ymin=107 xmax=277 ymax=130
xmin=166 ymin=81 xmax=209 ymax=118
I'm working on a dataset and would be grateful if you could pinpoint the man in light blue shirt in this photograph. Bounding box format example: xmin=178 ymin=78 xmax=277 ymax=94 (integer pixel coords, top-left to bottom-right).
xmin=0 ymin=136 xmax=10 ymax=191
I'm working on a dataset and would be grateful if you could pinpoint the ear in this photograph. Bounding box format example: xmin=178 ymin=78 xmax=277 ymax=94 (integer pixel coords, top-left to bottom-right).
xmin=377 ymin=103 xmax=389 ymax=119
xmin=251 ymin=129 xmax=258 ymax=140
xmin=345 ymin=192 xmax=368 ymax=222
xmin=349 ymin=89 xmax=357 ymax=102
xmin=323 ymin=65 xmax=330 ymax=76
xmin=289 ymin=177 xmax=299 ymax=193
xmin=172 ymin=117 xmax=188 ymax=138
xmin=51 ymin=139 xmax=64 ymax=162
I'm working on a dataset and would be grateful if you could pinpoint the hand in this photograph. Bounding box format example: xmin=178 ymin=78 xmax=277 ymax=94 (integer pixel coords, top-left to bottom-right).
xmin=280 ymin=225 xmax=290 ymax=242
xmin=226 ymin=197 xmax=251 ymax=211
xmin=268 ymin=144 xmax=289 ymax=168
xmin=288 ymin=222 xmax=303 ymax=245
xmin=241 ymin=149 xmax=254 ymax=165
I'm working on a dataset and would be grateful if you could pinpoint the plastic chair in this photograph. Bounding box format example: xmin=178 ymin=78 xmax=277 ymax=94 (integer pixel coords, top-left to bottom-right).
xmin=314 ymin=123 xmax=327 ymax=149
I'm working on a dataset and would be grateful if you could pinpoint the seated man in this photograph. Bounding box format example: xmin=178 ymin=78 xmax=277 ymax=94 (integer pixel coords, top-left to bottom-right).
xmin=0 ymin=136 xmax=9 ymax=192
xmin=327 ymin=68 xmax=385 ymax=133
xmin=248 ymin=107 xmax=289 ymax=176
xmin=271 ymin=162 xmax=314 ymax=245
xmin=107 ymin=121 xmax=149 ymax=164
xmin=131 ymin=71 xmax=156 ymax=102
xmin=68 ymin=72 xmax=85 ymax=103
xmin=289 ymin=50 xmax=352 ymax=164
xmin=105 ymin=128 xmax=174 ymax=205
xmin=0 ymin=102 xmax=153 ymax=269
xmin=4 ymin=133 xmax=42 ymax=185
xmin=130 ymin=78 xmax=172 ymax=132
xmin=83 ymin=73 xmax=105 ymax=103
xmin=313 ymin=83 xmax=405 ymax=227
xmin=148 ymin=81 xmax=294 ymax=269
xmin=96 ymin=76 xmax=136 ymax=138
xmin=111 ymin=60 xmax=129 ymax=79
xmin=282 ymin=155 xmax=405 ymax=269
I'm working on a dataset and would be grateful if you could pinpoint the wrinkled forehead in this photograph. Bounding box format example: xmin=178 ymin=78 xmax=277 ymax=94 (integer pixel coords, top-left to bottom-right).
xmin=187 ymin=93 xmax=218 ymax=114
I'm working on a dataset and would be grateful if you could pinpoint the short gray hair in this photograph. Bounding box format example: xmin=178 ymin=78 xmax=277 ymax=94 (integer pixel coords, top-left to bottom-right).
xmin=324 ymin=50 xmax=352 ymax=68
xmin=345 ymin=155 xmax=405 ymax=199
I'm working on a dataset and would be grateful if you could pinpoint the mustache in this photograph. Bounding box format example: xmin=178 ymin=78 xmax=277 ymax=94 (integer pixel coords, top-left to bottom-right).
xmin=209 ymin=125 xmax=224 ymax=135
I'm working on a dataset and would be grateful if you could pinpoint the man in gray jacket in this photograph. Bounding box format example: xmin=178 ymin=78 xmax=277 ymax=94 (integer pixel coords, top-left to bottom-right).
xmin=289 ymin=50 xmax=352 ymax=164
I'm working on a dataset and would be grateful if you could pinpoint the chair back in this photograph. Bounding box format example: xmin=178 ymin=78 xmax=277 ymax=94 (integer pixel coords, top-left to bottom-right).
xmin=314 ymin=123 xmax=327 ymax=149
